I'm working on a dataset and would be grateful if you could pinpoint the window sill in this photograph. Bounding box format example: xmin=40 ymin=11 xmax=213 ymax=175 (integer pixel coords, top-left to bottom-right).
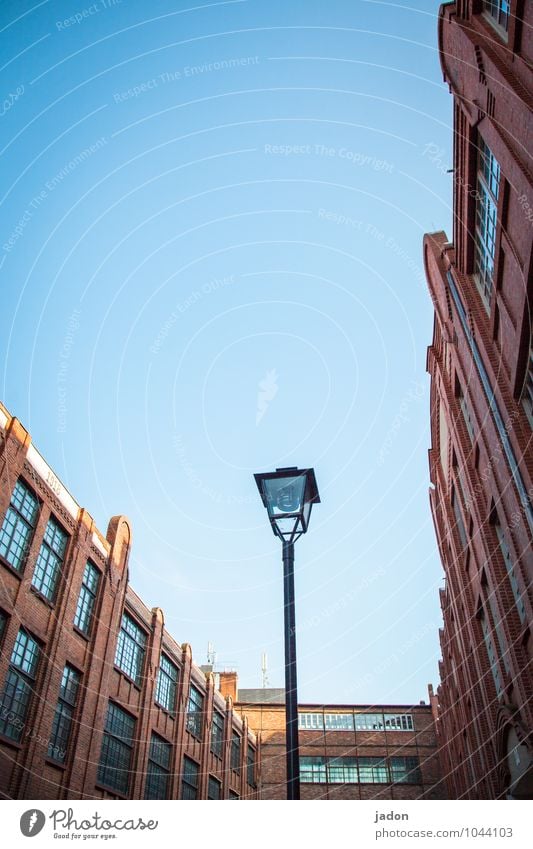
xmin=94 ymin=782 xmax=129 ymax=799
xmin=0 ymin=555 xmax=24 ymax=581
xmin=113 ymin=666 xmax=141 ymax=691
xmin=45 ymin=756 xmax=67 ymax=770
xmin=73 ymin=625 xmax=91 ymax=642
xmin=0 ymin=733 xmax=23 ymax=750
xmin=29 ymin=585 xmax=56 ymax=608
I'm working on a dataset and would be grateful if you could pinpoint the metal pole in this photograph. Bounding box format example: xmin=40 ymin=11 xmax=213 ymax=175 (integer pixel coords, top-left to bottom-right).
xmin=282 ymin=539 xmax=300 ymax=800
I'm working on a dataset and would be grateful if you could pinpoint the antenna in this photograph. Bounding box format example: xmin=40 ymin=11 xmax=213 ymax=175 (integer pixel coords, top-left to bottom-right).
xmin=261 ymin=652 xmax=269 ymax=688
xmin=207 ymin=642 xmax=216 ymax=666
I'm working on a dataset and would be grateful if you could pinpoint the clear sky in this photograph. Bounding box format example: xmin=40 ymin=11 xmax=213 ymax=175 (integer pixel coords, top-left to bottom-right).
xmin=1 ymin=0 xmax=453 ymax=705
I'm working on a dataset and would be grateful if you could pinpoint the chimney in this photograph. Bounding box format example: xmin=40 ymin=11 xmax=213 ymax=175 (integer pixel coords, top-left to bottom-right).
xmin=218 ymin=671 xmax=238 ymax=701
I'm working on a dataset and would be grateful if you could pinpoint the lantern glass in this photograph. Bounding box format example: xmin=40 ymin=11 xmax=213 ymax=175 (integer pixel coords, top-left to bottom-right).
xmin=263 ymin=474 xmax=306 ymax=519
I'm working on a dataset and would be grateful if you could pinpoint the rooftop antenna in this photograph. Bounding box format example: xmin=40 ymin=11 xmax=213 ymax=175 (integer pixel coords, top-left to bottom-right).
xmin=261 ymin=652 xmax=269 ymax=688
xmin=207 ymin=641 xmax=216 ymax=666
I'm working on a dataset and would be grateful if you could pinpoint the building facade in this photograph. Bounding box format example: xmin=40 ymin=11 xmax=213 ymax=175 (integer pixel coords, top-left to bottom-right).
xmin=225 ymin=677 xmax=445 ymax=800
xmin=424 ymin=1 xmax=533 ymax=798
xmin=0 ymin=404 xmax=258 ymax=800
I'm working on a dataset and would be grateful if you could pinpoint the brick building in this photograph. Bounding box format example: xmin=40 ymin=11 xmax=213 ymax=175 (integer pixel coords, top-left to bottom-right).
xmin=424 ymin=1 xmax=533 ymax=798
xmin=0 ymin=403 xmax=258 ymax=800
xmin=222 ymin=675 xmax=445 ymax=799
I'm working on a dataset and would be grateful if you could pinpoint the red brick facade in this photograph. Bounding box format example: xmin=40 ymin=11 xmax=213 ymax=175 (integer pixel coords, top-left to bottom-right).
xmin=424 ymin=1 xmax=533 ymax=799
xmin=232 ymin=694 xmax=445 ymax=800
xmin=0 ymin=405 xmax=257 ymax=800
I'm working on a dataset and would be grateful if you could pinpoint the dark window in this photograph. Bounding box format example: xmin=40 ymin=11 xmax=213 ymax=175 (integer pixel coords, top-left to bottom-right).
xmin=0 ymin=610 xmax=6 ymax=644
xmin=0 ymin=480 xmax=39 ymax=572
xmin=231 ymin=730 xmax=241 ymax=773
xmin=114 ymin=613 xmax=146 ymax=685
xmin=0 ymin=628 xmax=40 ymax=741
xmin=97 ymin=702 xmax=136 ymax=795
xmin=144 ymin=733 xmax=171 ymax=800
xmin=181 ymin=756 xmax=199 ymax=800
xmin=247 ymin=745 xmax=256 ymax=786
xmin=522 ymin=329 xmax=533 ymax=427
xmin=390 ymin=757 xmax=422 ymax=784
xmin=208 ymin=776 xmax=221 ymax=799
xmin=155 ymin=655 xmax=178 ymax=713
xmin=48 ymin=665 xmax=80 ymax=763
xmin=186 ymin=685 xmax=203 ymax=739
xmin=211 ymin=709 xmax=224 ymax=758
xmin=228 ymin=790 xmax=240 ymax=799
xmin=74 ymin=561 xmax=100 ymax=635
xmin=32 ymin=517 xmax=68 ymax=601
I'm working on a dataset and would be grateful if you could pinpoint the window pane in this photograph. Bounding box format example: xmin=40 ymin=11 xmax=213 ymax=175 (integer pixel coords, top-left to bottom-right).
xmin=231 ymin=731 xmax=241 ymax=772
xmin=390 ymin=757 xmax=422 ymax=784
xmin=298 ymin=712 xmax=324 ymax=730
xmin=114 ymin=613 xmax=146 ymax=685
xmin=324 ymin=713 xmax=354 ymax=730
xmin=208 ymin=776 xmax=221 ymax=799
xmin=247 ymin=745 xmax=256 ymax=786
xmin=0 ymin=481 xmax=39 ymax=572
xmin=74 ymin=562 xmax=100 ymax=634
xmin=32 ymin=518 xmax=68 ymax=600
xmin=300 ymin=756 xmax=327 ymax=784
xmin=97 ymin=703 xmax=135 ymax=795
xmin=144 ymin=734 xmax=171 ymax=800
xmin=186 ymin=685 xmax=204 ymax=739
xmin=211 ymin=710 xmax=224 ymax=758
xmin=181 ymin=756 xmax=199 ymax=800
xmin=155 ymin=655 xmax=178 ymax=713
xmin=358 ymin=757 xmax=389 ymax=783
xmin=328 ymin=757 xmax=358 ymax=783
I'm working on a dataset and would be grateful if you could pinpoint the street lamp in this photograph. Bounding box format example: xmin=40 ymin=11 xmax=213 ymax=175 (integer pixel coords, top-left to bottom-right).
xmin=254 ymin=466 xmax=320 ymax=800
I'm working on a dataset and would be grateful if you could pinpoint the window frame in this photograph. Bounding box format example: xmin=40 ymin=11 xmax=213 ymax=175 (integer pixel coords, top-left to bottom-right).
xmin=144 ymin=733 xmax=172 ymax=800
xmin=0 ymin=479 xmax=39 ymax=574
xmin=114 ymin=611 xmax=147 ymax=686
xmin=0 ymin=628 xmax=40 ymax=743
xmin=186 ymin=684 xmax=204 ymax=740
xmin=73 ymin=561 xmax=100 ymax=636
xmin=181 ymin=756 xmax=199 ymax=800
xmin=47 ymin=664 xmax=81 ymax=764
xmin=97 ymin=701 xmax=136 ymax=796
xmin=210 ymin=709 xmax=225 ymax=758
xmin=31 ymin=516 xmax=68 ymax=602
xmin=155 ymin=654 xmax=179 ymax=714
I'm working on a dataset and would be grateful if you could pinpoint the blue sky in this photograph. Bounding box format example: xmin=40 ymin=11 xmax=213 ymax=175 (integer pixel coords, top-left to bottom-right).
xmin=1 ymin=0 xmax=453 ymax=704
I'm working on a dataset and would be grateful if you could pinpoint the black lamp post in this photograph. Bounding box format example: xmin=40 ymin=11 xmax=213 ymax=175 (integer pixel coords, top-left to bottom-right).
xmin=254 ymin=466 xmax=320 ymax=800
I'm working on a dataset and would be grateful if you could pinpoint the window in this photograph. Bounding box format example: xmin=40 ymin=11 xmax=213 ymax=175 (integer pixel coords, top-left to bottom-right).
xmin=0 ymin=610 xmax=6 ymax=644
xmin=522 ymin=330 xmax=533 ymax=427
xmin=181 ymin=756 xmax=199 ymax=800
xmin=32 ymin=517 xmax=68 ymax=601
xmin=300 ymin=756 xmax=327 ymax=784
xmin=474 ymin=137 xmax=501 ymax=306
xmin=144 ymin=734 xmax=171 ymax=800
xmin=186 ymin=685 xmax=203 ymax=739
xmin=390 ymin=757 xmax=422 ymax=784
xmin=495 ymin=521 xmax=526 ymax=623
xmin=155 ymin=654 xmax=178 ymax=713
xmin=0 ymin=628 xmax=40 ymax=741
xmin=48 ymin=665 xmax=80 ymax=763
xmin=208 ymin=776 xmax=221 ymax=799
xmin=452 ymin=485 xmax=468 ymax=550
xmin=383 ymin=714 xmax=414 ymax=732
xmin=482 ymin=0 xmax=510 ymax=34
xmin=324 ymin=713 xmax=354 ymax=730
xmin=299 ymin=712 xmax=324 ymax=730
xmin=114 ymin=613 xmax=146 ymax=685
xmin=228 ymin=790 xmax=239 ymax=799
xmin=0 ymin=480 xmax=39 ymax=572
xmin=328 ymin=757 xmax=358 ymax=783
xmin=231 ymin=730 xmax=241 ymax=773
xmin=247 ymin=745 xmax=256 ymax=786
xmin=358 ymin=757 xmax=389 ymax=783
xmin=74 ymin=561 xmax=100 ymax=635
xmin=211 ymin=710 xmax=224 ymax=758
xmin=97 ymin=702 xmax=135 ymax=795
xmin=480 ymin=608 xmax=503 ymax=698
xmin=455 ymin=377 xmax=476 ymax=443
xmin=354 ymin=712 xmax=413 ymax=731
